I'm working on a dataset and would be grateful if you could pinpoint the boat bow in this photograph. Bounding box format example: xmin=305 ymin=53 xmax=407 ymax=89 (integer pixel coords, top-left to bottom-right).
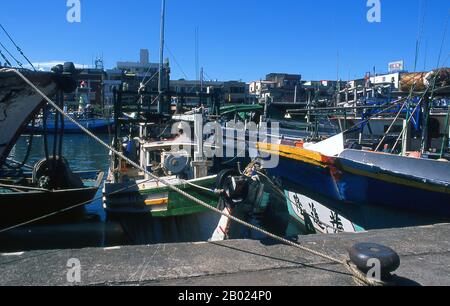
xmin=0 ymin=69 xmax=76 ymax=167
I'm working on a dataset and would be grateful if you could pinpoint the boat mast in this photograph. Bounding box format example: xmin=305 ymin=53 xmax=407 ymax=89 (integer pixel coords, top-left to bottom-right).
xmin=158 ymin=0 xmax=166 ymax=115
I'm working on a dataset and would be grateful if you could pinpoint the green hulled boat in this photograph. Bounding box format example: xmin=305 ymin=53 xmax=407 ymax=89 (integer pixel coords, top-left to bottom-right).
xmin=104 ymin=174 xmax=218 ymax=217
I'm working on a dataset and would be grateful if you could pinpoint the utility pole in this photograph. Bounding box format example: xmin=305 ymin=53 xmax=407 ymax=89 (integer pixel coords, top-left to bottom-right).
xmin=195 ymin=27 xmax=199 ymax=82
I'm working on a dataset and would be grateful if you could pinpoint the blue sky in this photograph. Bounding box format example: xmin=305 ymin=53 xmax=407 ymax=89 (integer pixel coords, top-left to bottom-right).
xmin=1 ymin=0 xmax=449 ymax=82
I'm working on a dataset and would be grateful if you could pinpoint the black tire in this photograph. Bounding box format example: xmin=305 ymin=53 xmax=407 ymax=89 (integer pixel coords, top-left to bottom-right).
xmin=216 ymin=169 xmax=239 ymax=189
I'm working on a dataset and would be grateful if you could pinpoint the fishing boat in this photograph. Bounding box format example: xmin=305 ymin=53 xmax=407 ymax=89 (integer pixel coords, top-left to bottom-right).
xmin=26 ymin=112 xmax=114 ymax=134
xmin=103 ymin=112 xmax=221 ymax=218
xmin=0 ymin=67 xmax=104 ymax=228
xmin=0 ymin=167 xmax=104 ymax=227
xmin=25 ymin=88 xmax=114 ymax=134
xmin=257 ymin=137 xmax=450 ymax=234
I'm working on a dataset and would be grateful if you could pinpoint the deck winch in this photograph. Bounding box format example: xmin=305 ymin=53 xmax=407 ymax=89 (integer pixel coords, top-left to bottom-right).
xmin=163 ymin=152 xmax=189 ymax=175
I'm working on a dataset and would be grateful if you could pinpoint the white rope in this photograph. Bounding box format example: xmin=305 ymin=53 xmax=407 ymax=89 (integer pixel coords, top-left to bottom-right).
xmin=184 ymin=180 xmax=219 ymax=194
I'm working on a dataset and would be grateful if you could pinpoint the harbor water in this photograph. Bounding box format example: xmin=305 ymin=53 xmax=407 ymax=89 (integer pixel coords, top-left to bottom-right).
xmin=0 ymin=134 xmax=301 ymax=252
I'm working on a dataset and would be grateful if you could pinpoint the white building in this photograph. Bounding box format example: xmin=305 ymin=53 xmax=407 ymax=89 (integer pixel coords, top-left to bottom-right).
xmin=117 ymin=49 xmax=159 ymax=75
xmin=370 ymin=72 xmax=401 ymax=90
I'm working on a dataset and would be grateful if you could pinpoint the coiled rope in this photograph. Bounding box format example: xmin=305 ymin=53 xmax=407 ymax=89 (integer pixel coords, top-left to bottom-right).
xmin=5 ymin=68 xmax=388 ymax=286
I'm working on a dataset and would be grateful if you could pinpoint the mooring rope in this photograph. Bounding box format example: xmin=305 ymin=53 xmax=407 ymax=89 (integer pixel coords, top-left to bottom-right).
xmin=4 ymin=68 xmax=387 ymax=286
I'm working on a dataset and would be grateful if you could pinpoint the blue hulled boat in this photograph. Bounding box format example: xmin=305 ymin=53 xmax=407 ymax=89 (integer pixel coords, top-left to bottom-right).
xmin=26 ymin=90 xmax=113 ymax=134
xmin=27 ymin=116 xmax=113 ymax=134
xmin=335 ymin=149 xmax=450 ymax=216
xmin=258 ymin=142 xmax=450 ymax=234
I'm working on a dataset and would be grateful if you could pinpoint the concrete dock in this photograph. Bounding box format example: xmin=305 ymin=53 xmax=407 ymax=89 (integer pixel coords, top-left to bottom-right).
xmin=1 ymin=223 xmax=449 ymax=286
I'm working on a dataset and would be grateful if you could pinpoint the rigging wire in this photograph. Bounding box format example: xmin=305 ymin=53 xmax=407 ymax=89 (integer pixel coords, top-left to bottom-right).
xmin=0 ymin=41 xmax=22 ymax=67
xmin=143 ymin=70 xmax=160 ymax=87
xmin=141 ymin=62 xmax=157 ymax=85
xmin=203 ymin=70 xmax=215 ymax=82
xmin=374 ymin=101 xmax=408 ymax=152
xmin=0 ymin=48 xmax=12 ymax=67
xmin=390 ymin=63 xmax=449 ymax=153
xmin=165 ymin=43 xmax=189 ymax=80
xmin=0 ymin=23 xmax=35 ymax=71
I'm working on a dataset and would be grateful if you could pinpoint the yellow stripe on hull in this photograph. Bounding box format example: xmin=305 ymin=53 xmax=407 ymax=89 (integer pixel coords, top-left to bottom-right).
xmin=340 ymin=164 xmax=450 ymax=195
xmin=145 ymin=198 xmax=169 ymax=206
xmin=258 ymin=142 xmax=450 ymax=195
xmin=257 ymin=143 xmax=331 ymax=168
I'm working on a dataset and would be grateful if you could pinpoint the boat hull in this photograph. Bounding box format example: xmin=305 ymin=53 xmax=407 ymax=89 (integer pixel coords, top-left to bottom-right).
xmin=260 ymin=144 xmax=450 ymax=232
xmin=279 ymin=181 xmax=450 ymax=234
xmin=337 ymin=164 xmax=450 ymax=216
xmin=0 ymin=171 xmax=104 ymax=228
xmin=0 ymin=70 xmax=57 ymax=166
xmin=103 ymin=176 xmax=219 ymax=218
xmin=335 ymin=150 xmax=450 ymax=217
xmin=26 ymin=118 xmax=114 ymax=134
xmin=258 ymin=144 xmax=342 ymax=201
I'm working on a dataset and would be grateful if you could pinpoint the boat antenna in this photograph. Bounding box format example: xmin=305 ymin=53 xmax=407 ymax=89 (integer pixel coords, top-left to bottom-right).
xmin=436 ymin=10 xmax=449 ymax=68
xmin=158 ymin=0 xmax=166 ymax=114
xmin=413 ymin=0 xmax=427 ymax=72
xmin=0 ymin=23 xmax=36 ymax=71
xmin=195 ymin=26 xmax=199 ymax=82
xmin=423 ymin=37 xmax=429 ymax=71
